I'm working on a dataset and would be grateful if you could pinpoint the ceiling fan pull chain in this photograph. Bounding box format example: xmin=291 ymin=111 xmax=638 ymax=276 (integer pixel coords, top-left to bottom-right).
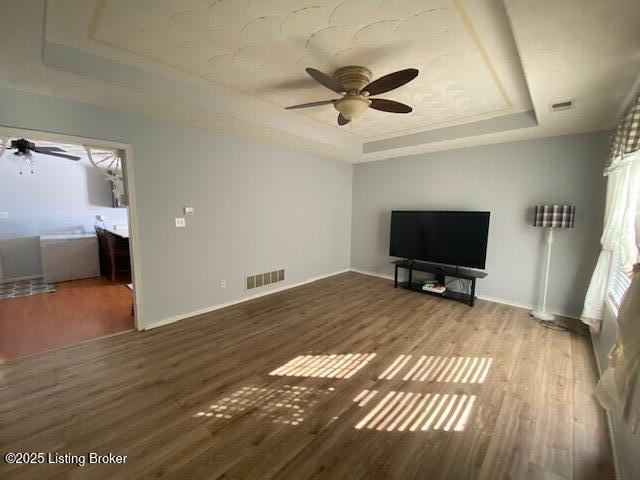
xmin=20 ymin=155 xmax=35 ymax=175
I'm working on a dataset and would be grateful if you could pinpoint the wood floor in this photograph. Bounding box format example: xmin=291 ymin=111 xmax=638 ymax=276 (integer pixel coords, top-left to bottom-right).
xmin=0 ymin=277 xmax=134 ymax=361
xmin=0 ymin=272 xmax=614 ymax=479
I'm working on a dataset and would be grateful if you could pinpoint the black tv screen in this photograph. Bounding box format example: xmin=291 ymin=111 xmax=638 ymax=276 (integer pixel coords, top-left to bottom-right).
xmin=389 ymin=211 xmax=490 ymax=269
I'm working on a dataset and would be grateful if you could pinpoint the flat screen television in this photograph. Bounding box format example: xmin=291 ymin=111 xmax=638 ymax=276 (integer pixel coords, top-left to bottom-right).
xmin=389 ymin=211 xmax=490 ymax=269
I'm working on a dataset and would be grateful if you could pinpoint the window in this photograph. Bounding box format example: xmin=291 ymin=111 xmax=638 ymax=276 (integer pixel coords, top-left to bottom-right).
xmin=606 ymin=151 xmax=640 ymax=312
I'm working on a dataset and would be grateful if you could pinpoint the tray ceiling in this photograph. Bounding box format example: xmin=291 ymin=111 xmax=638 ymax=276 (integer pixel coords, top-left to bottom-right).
xmin=85 ymin=0 xmax=523 ymax=138
xmin=6 ymin=0 xmax=636 ymax=162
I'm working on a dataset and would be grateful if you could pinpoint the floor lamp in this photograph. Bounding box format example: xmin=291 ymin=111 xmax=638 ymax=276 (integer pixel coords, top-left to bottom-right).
xmin=531 ymin=204 xmax=575 ymax=321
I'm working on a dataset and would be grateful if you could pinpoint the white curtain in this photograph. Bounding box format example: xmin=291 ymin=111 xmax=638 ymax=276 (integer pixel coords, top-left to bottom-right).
xmin=595 ymin=164 xmax=640 ymax=431
xmin=581 ymin=152 xmax=640 ymax=329
xmin=586 ymin=94 xmax=640 ymax=432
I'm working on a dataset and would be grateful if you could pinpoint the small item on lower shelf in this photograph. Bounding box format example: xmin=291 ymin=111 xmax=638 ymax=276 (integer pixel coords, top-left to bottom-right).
xmin=422 ymin=283 xmax=446 ymax=294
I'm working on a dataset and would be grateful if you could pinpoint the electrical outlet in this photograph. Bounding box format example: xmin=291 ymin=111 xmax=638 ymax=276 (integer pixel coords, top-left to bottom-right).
xmin=184 ymin=206 xmax=195 ymax=215
xmin=220 ymin=279 xmax=226 ymax=288
xmin=0 ymin=212 xmax=8 ymax=219
xmin=175 ymin=217 xmax=186 ymax=228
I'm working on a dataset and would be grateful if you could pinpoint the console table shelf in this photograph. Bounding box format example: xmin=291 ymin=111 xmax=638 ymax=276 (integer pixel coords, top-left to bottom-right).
xmin=392 ymin=260 xmax=487 ymax=306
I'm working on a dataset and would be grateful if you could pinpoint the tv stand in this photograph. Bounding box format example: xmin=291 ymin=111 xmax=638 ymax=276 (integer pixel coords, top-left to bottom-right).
xmin=392 ymin=260 xmax=487 ymax=306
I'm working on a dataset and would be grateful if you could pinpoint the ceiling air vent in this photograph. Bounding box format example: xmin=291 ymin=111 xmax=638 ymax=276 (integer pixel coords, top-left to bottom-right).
xmin=550 ymin=100 xmax=574 ymax=112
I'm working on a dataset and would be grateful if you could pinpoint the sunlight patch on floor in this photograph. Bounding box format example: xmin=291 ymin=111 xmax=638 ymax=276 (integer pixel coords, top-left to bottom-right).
xmin=354 ymin=391 xmax=476 ymax=432
xmin=353 ymin=389 xmax=378 ymax=407
xmin=379 ymin=355 xmax=493 ymax=383
xmin=269 ymin=353 xmax=376 ymax=378
xmin=192 ymin=384 xmax=335 ymax=425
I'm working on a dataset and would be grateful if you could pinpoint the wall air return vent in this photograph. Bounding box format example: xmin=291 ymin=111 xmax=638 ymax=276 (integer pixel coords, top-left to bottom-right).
xmin=550 ymin=100 xmax=574 ymax=112
xmin=246 ymin=269 xmax=285 ymax=290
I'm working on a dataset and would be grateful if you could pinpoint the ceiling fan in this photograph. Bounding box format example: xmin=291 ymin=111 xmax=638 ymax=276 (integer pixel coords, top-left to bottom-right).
xmin=7 ymin=139 xmax=81 ymax=161
xmin=3 ymin=138 xmax=81 ymax=175
xmin=285 ymin=66 xmax=419 ymax=125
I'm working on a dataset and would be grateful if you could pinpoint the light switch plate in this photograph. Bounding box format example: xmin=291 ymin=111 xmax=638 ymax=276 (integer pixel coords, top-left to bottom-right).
xmin=184 ymin=206 xmax=195 ymax=215
xmin=175 ymin=217 xmax=186 ymax=228
xmin=0 ymin=212 xmax=8 ymax=219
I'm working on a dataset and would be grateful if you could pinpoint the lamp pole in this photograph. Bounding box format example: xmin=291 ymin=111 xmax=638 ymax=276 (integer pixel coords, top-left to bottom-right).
xmin=532 ymin=227 xmax=555 ymax=321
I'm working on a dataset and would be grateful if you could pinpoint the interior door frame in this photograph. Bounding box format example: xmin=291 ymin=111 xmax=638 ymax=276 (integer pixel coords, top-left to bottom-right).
xmin=0 ymin=125 xmax=144 ymax=330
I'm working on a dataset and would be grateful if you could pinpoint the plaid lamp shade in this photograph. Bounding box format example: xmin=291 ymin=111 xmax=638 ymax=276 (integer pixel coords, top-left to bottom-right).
xmin=533 ymin=205 xmax=575 ymax=228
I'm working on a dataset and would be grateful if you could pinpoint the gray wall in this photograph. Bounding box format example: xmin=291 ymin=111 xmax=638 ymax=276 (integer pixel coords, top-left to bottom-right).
xmin=0 ymin=86 xmax=352 ymax=327
xmin=592 ymin=307 xmax=640 ymax=480
xmin=2 ymin=85 xmax=632 ymax=476
xmin=351 ymin=132 xmax=608 ymax=317
xmin=0 ymin=151 xmax=127 ymax=280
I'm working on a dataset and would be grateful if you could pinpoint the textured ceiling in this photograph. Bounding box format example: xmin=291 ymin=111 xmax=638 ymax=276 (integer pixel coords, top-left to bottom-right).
xmin=88 ymin=0 xmax=514 ymax=138
xmin=3 ymin=0 xmax=638 ymax=163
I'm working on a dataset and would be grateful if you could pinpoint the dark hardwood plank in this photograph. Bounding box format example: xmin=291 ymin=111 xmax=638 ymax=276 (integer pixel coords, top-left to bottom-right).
xmin=0 ymin=272 xmax=614 ymax=479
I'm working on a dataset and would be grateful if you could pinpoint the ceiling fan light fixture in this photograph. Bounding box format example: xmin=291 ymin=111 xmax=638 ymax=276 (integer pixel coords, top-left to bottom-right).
xmin=333 ymin=95 xmax=371 ymax=120
xmin=285 ymin=66 xmax=418 ymax=125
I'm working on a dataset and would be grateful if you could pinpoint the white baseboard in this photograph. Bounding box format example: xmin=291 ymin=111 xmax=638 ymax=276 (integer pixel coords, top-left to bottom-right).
xmin=144 ymin=268 xmax=351 ymax=330
xmin=475 ymin=294 xmax=579 ymax=320
xmin=1 ymin=274 xmax=42 ymax=284
xmin=349 ymin=267 xmax=394 ymax=281
xmin=349 ymin=268 xmax=580 ymax=320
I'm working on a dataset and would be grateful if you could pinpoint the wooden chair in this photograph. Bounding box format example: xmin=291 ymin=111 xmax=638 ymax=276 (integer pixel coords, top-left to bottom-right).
xmin=95 ymin=227 xmax=108 ymax=276
xmin=95 ymin=227 xmax=131 ymax=282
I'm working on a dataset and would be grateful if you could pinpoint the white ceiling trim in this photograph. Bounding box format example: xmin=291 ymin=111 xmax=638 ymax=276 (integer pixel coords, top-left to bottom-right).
xmin=363 ymin=110 xmax=537 ymax=153
xmin=0 ymin=0 xmax=635 ymax=164
xmin=43 ymin=40 xmax=362 ymax=154
xmin=48 ymin=0 xmax=532 ymax=139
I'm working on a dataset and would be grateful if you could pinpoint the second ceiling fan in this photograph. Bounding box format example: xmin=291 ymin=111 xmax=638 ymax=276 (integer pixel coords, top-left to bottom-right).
xmin=285 ymin=66 xmax=419 ymax=125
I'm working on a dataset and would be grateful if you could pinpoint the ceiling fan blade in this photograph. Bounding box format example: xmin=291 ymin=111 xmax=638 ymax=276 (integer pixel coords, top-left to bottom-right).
xmin=369 ymin=98 xmax=413 ymax=113
xmin=33 ymin=146 xmax=65 ymax=153
xmin=38 ymin=151 xmax=81 ymax=161
xmin=285 ymin=100 xmax=336 ymax=110
xmin=337 ymin=113 xmax=350 ymax=126
xmin=306 ymin=68 xmax=346 ymax=94
xmin=362 ymin=68 xmax=419 ymax=96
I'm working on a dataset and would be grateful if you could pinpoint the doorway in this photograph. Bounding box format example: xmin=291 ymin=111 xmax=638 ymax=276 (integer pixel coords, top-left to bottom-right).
xmin=0 ymin=127 xmax=141 ymax=362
